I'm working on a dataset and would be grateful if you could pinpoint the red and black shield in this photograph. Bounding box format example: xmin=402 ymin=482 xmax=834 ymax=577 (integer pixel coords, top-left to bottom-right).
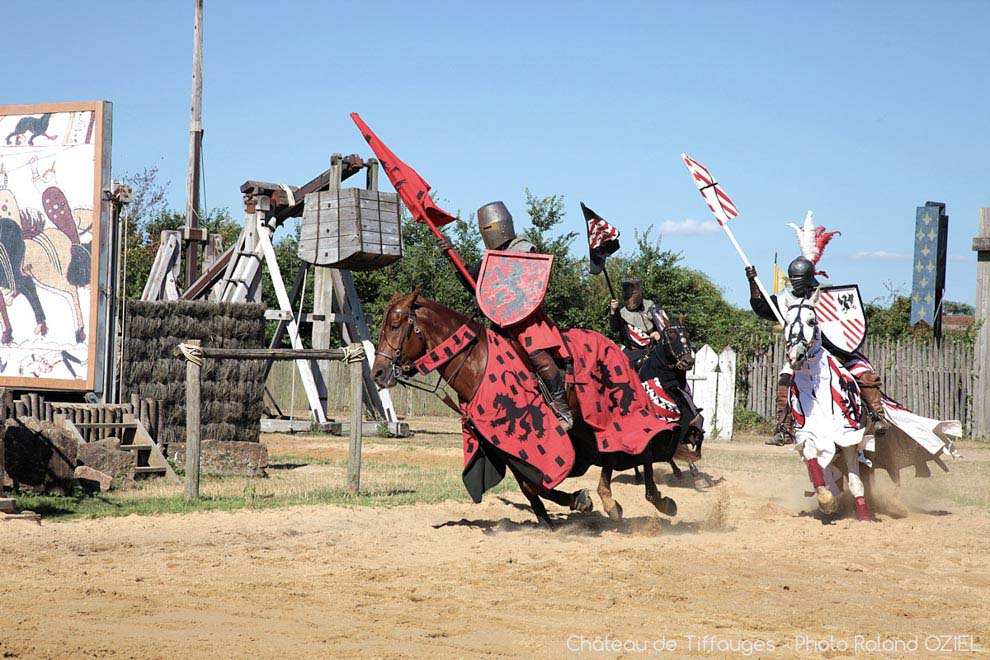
xmin=476 ymin=250 xmax=553 ymax=327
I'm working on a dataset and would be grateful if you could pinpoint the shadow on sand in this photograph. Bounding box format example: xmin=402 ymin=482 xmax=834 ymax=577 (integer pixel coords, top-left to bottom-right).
xmin=432 ymin=496 xmax=705 ymax=536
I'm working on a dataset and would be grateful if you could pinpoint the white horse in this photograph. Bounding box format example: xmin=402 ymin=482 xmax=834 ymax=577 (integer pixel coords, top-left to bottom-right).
xmin=783 ymin=293 xmax=961 ymax=522
xmin=783 ymin=293 xmax=873 ymax=521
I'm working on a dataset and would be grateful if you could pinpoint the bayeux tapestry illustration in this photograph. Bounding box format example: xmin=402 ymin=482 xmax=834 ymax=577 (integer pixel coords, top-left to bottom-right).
xmin=0 ymin=102 xmax=109 ymax=390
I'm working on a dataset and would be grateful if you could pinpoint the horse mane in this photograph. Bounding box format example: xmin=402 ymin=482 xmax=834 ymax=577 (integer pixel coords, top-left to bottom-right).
xmin=19 ymin=209 xmax=45 ymax=240
xmin=383 ymin=292 xmax=483 ymax=344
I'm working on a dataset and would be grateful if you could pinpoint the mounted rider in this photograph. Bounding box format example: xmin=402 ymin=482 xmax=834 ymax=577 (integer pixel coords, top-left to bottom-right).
xmin=747 ymin=255 xmax=888 ymax=444
xmin=608 ymin=279 xmax=703 ymax=438
xmin=608 ymin=279 xmax=663 ymax=360
xmin=441 ymin=201 xmax=574 ymax=430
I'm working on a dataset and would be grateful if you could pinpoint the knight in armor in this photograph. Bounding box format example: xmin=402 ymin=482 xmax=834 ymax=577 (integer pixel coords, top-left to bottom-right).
xmin=441 ymin=201 xmax=574 ymax=430
xmin=609 ymin=280 xmax=703 ymax=437
xmin=747 ymin=257 xmax=888 ymax=444
xmin=608 ymin=279 xmax=661 ymax=364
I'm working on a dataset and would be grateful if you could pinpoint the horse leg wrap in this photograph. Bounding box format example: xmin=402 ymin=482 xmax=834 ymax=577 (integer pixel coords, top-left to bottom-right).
xmin=806 ymin=458 xmax=826 ymax=489
xmin=854 ymin=496 xmax=871 ymax=522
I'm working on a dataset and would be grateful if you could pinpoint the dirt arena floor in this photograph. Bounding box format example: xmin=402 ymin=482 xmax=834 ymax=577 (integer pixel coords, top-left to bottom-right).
xmin=1 ymin=418 xmax=988 ymax=658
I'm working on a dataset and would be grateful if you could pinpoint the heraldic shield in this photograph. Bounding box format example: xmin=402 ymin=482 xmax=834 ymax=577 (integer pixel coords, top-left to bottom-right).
xmin=816 ymin=285 xmax=867 ymax=353
xmin=476 ymin=250 xmax=554 ymax=327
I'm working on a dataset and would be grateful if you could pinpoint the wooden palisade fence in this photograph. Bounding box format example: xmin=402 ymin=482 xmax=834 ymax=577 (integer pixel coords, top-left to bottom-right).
xmin=741 ymin=336 xmax=975 ymax=433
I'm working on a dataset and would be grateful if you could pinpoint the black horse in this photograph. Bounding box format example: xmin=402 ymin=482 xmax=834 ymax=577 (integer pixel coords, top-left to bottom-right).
xmin=629 ymin=310 xmax=708 ymax=488
xmin=0 ymin=217 xmax=47 ymax=343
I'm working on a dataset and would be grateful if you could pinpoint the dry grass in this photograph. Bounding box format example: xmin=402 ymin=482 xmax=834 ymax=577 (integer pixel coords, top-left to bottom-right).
xmin=12 ymin=418 xmax=498 ymax=520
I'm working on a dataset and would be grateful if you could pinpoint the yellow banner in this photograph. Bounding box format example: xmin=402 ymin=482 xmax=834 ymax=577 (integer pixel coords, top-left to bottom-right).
xmin=772 ymin=262 xmax=790 ymax=295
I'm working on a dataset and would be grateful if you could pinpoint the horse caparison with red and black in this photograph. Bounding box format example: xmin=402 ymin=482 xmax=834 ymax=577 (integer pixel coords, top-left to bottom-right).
xmin=373 ymin=289 xmax=693 ymax=528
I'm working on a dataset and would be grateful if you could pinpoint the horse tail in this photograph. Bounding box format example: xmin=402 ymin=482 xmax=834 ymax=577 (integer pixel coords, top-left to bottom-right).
xmin=67 ymin=242 xmax=91 ymax=287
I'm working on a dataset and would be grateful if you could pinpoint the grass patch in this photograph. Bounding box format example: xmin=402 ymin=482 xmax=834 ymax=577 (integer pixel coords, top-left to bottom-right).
xmin=733 ymin=406 xmax=775 ymax=435
xmin=11 ymin=455 xmax=511 ymax=521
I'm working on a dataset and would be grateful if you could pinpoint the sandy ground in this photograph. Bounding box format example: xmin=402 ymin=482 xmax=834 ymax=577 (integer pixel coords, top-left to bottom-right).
xmin=1 ymin=422 xmax=988 ymax=658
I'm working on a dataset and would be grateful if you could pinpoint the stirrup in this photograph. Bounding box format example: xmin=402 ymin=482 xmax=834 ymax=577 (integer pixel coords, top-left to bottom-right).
xmin=552 ymin=403 xmax=574 ymax=431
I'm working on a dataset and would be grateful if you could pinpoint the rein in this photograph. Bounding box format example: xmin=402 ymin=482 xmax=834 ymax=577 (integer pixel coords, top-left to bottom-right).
xmin=647 ymin=326 xmax=692 ymax=372
xmin=380 ymin=303 xmax=480 ymax=412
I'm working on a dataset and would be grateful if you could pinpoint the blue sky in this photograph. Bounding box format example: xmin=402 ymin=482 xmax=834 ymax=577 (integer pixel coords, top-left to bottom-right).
xmin=5 ymin=1 xmax=987 ymax=308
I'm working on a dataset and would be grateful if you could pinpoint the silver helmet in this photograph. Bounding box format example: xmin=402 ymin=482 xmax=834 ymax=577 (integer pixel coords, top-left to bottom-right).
xmin=477 ymin=201 xmax=515 ymax=250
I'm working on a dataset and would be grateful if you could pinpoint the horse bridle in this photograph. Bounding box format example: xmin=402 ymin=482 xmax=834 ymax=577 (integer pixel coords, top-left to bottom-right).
xmin=378 ymin=305 xmax=423 ymax=380
xmin=378 ymin=304 xmax=478 ymax=392
xmin=651 ymin=324 xmax=693 ymax=371
xmin=785 ymin=300 xmax=819 ymax=355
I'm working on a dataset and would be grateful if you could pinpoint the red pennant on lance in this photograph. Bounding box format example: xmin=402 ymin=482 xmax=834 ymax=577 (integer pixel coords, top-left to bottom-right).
xmin=680 ymin=153 xmax=739 ymax=226
xmin=350 ymin=113 xmax=458 ymax=228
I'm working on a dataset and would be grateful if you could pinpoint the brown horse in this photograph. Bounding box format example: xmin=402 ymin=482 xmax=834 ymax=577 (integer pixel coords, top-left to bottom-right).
xmin=372 ymin=289 xmax=685 ymax=528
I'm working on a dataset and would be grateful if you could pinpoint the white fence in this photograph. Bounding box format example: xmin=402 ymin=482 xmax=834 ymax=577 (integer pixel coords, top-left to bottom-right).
xmin=687 ymin=345 xmax=737 ymax=441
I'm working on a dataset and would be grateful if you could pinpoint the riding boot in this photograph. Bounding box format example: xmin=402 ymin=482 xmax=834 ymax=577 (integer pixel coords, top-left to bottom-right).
xmin=767 ymin=376 xmax=795 ymax=446
xmin=530 ymin=350 xmax=574 ymax=431
xmin=857 ymin=372 xmax=888 ymax=435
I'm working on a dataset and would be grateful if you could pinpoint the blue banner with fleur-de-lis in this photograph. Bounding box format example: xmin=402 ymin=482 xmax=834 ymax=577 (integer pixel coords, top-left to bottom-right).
xmin=910 ymin=202 xmax=948 ymax=330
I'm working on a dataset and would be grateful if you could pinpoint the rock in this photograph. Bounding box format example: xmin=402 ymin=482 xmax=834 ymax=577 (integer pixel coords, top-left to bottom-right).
xmin=74 ymin=465 xmax=112 ymax=493
xmin=168 ymin=441 xmax=268 ymax=477
xmin=2 ymin=419 xmax=78 ymax=494
xmin=77 ymin=441 xmax=135 ymax=484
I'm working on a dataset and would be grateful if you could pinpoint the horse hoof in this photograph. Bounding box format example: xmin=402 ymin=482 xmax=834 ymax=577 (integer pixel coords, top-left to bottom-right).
xmin=1 ymin=329 xmax=11 ymax=345
xmin=36 ymin=322 xmax=48 ymax=337
xmin=75 ymin=328 xmax=86 ymax=343
xmin=572 ymin=489 xmax=594 ymax=513
xmin=661 ymin=497 xmax=678 ymax=517
xmin=816 ymin=487 xmax=838 ymax=514
xmin=607 ymin=502 xmax=623 ymax=522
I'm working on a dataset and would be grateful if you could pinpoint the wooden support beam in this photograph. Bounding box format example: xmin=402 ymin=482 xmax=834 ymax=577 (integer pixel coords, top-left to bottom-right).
xmin=184 ymin=339 xmax=202 ymax=499
xmin=184 ymin=0 xmax=204 ymax=289
xmin=347 ymin=355 xmax=363 ymax=493
xmin=194 ymin=347 xmax=349 ymax=360
xmin=238 ymin=155 xmax=365 ymax=225
xmin=256 ymin=219 xmax=327 ymax=423
xmin=972 ymin=209 xmax=990 ymax=438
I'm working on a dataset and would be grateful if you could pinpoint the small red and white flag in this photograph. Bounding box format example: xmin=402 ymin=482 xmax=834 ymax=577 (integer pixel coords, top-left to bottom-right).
xmin=581 ymin=202 xmax=621 ymax=275
xmin=680 ymin=153 xmax=739 ymax=225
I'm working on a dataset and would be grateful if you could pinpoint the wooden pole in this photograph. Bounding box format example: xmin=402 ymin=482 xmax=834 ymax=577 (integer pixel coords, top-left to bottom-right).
xmin=972 ymin=209 xmax=990 ymax=438
xmin=184 ymin=339 xmax=202 ymax=498
xmin=0 ymin=391 xmax=5 ymax=492
xmin=347 ymin=351 xmax=363 ymax=493
xmin=184 ymin=0 xmax=204 ymax=288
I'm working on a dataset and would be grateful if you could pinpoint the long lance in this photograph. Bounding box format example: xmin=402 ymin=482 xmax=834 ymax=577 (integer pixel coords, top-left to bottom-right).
xmin=680 ymin=154 xmax=784 ymax=326
xmin=716 ymin=207 xmax=784 ymax=326
xmin=350 ymin=112 xmax=476 ymax=290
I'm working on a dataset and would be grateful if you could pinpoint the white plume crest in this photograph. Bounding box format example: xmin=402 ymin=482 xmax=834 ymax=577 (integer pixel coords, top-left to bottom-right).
xmin=786 ymin=210 xmax=840 ymax=266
